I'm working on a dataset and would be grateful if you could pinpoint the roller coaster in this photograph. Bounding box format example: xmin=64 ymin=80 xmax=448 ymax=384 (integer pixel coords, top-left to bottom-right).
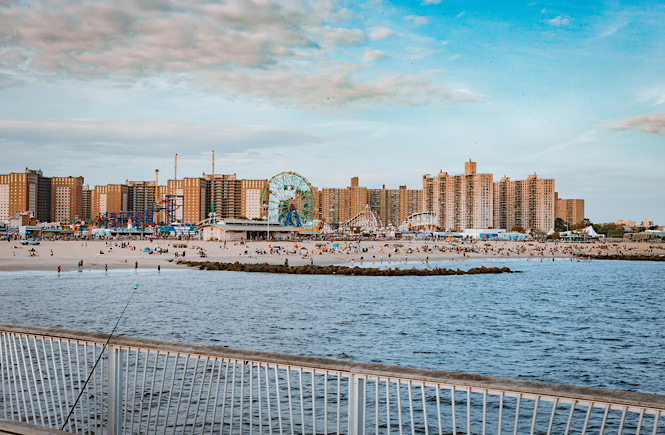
xmin=339 ymin=205 xmax=383 ymax=233
xmin=95 ymin=194 xmax=184 ymax=229
xmin=398 ymin=211 xmax=438 ymax=232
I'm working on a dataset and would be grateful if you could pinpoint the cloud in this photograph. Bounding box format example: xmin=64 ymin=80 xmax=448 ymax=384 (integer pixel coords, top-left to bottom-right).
xmin=530 ymin=129 xmax=597 ymax=158
xmin=0 ymin=119 xmax=329 ymax=153
xmin=605 ymin=114 xmax=665 ymax=135
xmin=456 ymin=11 xmax=466 ymax=19
xmin=421 ymin=0 xmax=441 ymax=4
xmin=404 ymin=15 xmax=430 ymax=26
xmin=0 ymin=0 xmax=479 ymax=108
xmin=363 ymin=49 xmax=389 ymax=63
xmin=368 ymin=27 xmax=393 ymax=41
xmin=545 ymin=16 xmax=571 ymax=27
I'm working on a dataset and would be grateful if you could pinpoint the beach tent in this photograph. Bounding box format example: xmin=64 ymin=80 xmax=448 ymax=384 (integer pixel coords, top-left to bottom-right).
xmin=581 ymin=226 xmax=599 ymax=238
xmin=143 ymin=247 xmax=152 ymax=253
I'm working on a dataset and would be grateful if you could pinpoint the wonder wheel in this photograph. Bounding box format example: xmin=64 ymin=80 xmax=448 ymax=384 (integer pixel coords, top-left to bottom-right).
xmin=261 ymin=172 xmax=317 ymax=227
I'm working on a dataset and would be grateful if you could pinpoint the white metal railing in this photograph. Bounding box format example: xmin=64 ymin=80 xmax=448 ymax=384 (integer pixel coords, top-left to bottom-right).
xmin=1 ymin=324 xmax=664 ymax=434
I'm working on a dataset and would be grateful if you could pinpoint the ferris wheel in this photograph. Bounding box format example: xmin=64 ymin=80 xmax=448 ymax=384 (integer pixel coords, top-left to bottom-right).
xmin=261 ymin=172 xmax=317 ymax=227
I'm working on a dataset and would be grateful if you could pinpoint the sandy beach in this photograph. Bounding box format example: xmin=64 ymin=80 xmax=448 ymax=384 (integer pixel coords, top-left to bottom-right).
xmin=0 ymin=238 xmax=663 ymax=272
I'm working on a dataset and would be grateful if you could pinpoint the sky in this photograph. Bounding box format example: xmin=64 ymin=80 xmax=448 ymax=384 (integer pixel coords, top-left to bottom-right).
xmin=0 ymin=0 xmax=663 ymax=223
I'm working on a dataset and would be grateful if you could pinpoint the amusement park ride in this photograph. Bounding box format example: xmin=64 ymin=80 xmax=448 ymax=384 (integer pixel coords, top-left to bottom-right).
xmin=95 ymin=194 xmax=184 ymax=230
xmin=261 ymin=171 xmax=318 ymax=228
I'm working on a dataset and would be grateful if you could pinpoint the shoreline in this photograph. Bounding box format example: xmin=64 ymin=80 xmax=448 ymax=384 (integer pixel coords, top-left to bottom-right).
xmin=0 ymin=239 xmax=663 ymax=272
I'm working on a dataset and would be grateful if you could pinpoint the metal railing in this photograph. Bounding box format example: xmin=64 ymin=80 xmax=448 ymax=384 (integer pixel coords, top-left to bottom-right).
xmin=1 ymin=323 xmax=664 ymax=434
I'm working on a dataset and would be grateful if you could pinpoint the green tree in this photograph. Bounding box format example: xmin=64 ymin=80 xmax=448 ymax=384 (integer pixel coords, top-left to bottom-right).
xmin=554 ymin=218 xmax=566 ymax=232
xmin=511 ymin=226 xmax=526 ymax=233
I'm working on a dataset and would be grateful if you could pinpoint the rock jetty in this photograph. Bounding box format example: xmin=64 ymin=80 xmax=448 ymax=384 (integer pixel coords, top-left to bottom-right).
xmin=178 ymin=261 xmax=515 ymax=276
xmin=575 ymin=254 xmax=665 ymax=261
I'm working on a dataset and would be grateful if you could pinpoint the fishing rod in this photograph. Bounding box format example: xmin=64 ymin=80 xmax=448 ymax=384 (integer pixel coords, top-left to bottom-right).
xmin=60 ymin=283 xmax=141 ymax=430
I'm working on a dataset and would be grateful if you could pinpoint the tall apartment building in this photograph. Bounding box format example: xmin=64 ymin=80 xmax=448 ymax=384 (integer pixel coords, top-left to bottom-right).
xmin=126 ymin=180 xmax=156 ymax=215
xmin=181 ymin=177 xmax=210 ymax=224
xmin=348 ymin=177 xmax=369 ymax=220
xmin=37 ymin=172 xmax=52 ymax=222
xmin=398 ymin=185 xmax=422 ymax=224
xmin=369 ymin=185 xmax=399 ymax=227
xmin=0 ymin=169 xmax=40 ymax=221
xmin=51 ymin=176 xmax=84 ymax=224
xmin=92 ymin=184 xmax=128 ymax=220
xmin=494 ymin=174 xmax=555 ymax=233
xmin=319 ymin=188 xmax=347 ymax=225
xmin=81 ymin=185 xmax=92 ymax=223
xmin=166 ymin=179 xmax=184 ymax=223
xmin=423 ymin=161 xmax=493 ymax=230
xmin=554 ymin=193 xmax=584 ymax=228
xmin=241 ymin=179 xmax=268 ymax=219
xmin=203 ymin=174 xmax=242 ymax=220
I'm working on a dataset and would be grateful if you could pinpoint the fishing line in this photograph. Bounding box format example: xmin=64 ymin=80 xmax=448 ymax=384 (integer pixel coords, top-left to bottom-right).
xmin=60 ymin=283 xmax=140 ymax=430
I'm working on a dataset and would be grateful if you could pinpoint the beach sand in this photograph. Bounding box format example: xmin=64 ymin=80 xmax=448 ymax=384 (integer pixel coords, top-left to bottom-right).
xmin=0 ymin=238 xmax=663 ymax=272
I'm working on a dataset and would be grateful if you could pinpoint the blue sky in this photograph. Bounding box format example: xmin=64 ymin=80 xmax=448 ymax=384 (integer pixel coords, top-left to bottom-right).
xmin=0 ymin=0 xmax=663 ymax=223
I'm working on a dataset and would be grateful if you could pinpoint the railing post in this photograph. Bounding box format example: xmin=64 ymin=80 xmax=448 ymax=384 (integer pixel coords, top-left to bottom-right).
xmin=107 ymin=345 xmax=124 ymax=435
xmin=348 ymin=373 xmax=364 ymax=435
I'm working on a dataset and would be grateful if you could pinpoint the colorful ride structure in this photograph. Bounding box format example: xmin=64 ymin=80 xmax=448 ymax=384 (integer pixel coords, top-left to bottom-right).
xmin=261 ymin=172 xmax=317 ymax=228
xmin=95 ymin=194 xmax=184 ymax=229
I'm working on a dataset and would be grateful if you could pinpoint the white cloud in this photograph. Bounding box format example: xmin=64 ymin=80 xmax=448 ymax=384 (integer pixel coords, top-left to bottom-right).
xmin=605 ymin=114 xmax=665 ymax=135
xmin=0 ymin=119 xmax=328 ymax=153
xmin=363 ymin=49 xmax=389 ymax=63
xmin=456 ymin=11 xmax=466 ymax=19
xmin=421 ymin=0 xmax=441 ymax=5
xmin=0 ymin=0 xmax=479 ymax=108
xmin=546 ymin=16 xmax=571 ymax=27
xmin=368 ymin=27 xmax=393 ymax=41
xmin=404 ymin=15 xmax=430 ymax=27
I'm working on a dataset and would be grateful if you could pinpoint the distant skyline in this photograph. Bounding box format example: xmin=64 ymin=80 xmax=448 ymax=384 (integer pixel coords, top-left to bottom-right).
xmin=0 ymin=0 xmax=663 ymax=223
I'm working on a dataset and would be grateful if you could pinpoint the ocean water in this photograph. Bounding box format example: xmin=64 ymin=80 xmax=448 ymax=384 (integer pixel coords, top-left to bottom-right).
xmin=1 ymin=258 xmax=663 ymax=395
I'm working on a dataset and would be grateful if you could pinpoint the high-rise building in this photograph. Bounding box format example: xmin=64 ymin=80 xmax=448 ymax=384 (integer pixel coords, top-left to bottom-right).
xmin=126 ymin=180 xmax=156 ymax=216
xmin=37 ymin=172 xmax=52 ymax=222
xmin=423 ymin=161 xmax=493 ymax=230
xmin=319 ymin=188 xmax=347 ymax=225
xmin=347 ymin=177 xmax=369 ymax=220
xmin=182 ymin=177 xmax=210 ymax=224
xmin=369 ymin=185 xmax=397 ymax=227
xmin=0 ymin=169 xmax=40 ymax=221
xmin=166 ymin=179 xmax=184 ymax=223
xmin=203 ymin=174 xmax=242 ymax=220
xmin=398 ymin=185 xmax=422 ymax=224
xmin=51 ymin=176 xmax=84 ymax=224
xmin=554 ymin=193 xmax=584 ymax=229
xmin=241 ymin=179 xmax=268 ymax=219
xmin=81 ymin=185 xmax=92 ymax=223
xmin=91 ymin=184 xmax=128 ymax=221
xmin=494 ymin=174 xmax=555 ymax=233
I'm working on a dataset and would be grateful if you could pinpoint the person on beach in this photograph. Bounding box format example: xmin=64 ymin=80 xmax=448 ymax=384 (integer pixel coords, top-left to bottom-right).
xmin=135 ymin=261 xmax=138 ymax=270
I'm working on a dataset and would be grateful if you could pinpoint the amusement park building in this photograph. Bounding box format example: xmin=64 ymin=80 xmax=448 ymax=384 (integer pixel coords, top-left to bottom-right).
xmin=197 ymin=219 xmax=294 ymax=241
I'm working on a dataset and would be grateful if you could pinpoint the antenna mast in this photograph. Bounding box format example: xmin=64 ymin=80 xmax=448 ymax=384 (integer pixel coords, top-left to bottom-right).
xmin=211 ymin=150 xmax=215 ymax=224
